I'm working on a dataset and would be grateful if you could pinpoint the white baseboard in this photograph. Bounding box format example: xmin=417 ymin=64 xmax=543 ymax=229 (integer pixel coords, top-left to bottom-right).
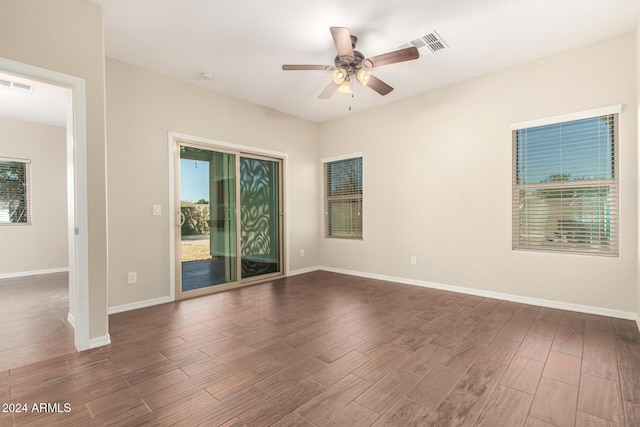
xmin=319 ymin=266 xmax=638 ymax=322
xmin=287 ymin=266 xmax=321 ymax=277
xmin=108 ymin=296 xmax=173 ymax=315
xmin=67 ymin=312 xmax=76 ymax=329
xmin=89 ymin=333 xmax=111 ymax=349
xmin=0 ymin=267 xmax=69 ymax=279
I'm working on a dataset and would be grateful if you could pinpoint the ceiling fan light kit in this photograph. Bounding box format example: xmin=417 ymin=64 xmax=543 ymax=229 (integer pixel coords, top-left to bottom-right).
xmin=332 ymin=68 xmax=347 ymax=84
xmin=356 ymin=69 xmax=371 ymax=86
xmin=282 ymin=26 xmax=419 ymax=99
xmin=338 ymin=78 xmax=352 ymax=94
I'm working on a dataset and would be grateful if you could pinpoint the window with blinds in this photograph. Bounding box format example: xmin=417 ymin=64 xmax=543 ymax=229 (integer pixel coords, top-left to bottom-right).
xmin=0 ymin=158 xmax=31 ymax=225
xmin=512 ymin=112 xmax=618 ymax=256
xmin=324 ymin=156 xmax=362 ymax=239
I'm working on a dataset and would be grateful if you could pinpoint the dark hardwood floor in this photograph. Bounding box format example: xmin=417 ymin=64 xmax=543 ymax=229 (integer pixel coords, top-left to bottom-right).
xmin=1 ymin=271 xmax=639 ymax=426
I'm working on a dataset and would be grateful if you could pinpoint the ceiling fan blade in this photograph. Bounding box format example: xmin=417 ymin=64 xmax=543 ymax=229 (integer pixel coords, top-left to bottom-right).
xmin=318 ymin=81 xmax=339 ymax=99
xmin=364 ymin=46 xmax=419 ymax=68
xmin=282 ymin=65 xmax=330 ymax=71
xmin=330 ymin=27 xmax=354 ymax=60
xmin=367 ymin=75 xmax=393 ymax=96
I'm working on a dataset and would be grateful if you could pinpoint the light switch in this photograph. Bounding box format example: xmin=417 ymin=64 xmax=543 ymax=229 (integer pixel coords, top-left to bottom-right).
xmin=153 ymin=204 xmax=161 ymax=216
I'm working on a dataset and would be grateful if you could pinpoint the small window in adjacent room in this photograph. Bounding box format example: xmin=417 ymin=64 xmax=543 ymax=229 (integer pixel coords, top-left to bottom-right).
xmin=0 ymin=158 xmax=31 ymax=225
xmin=512 ymin=107 xmax=619 ymax=256
xmin=324 ymin=155 xmax=363 ymax=239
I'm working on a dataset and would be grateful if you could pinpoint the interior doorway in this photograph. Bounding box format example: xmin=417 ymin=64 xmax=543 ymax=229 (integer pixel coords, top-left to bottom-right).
xmin=173 ymin=138 xmax=285 ymax=299
xmin=0 ymin=57 xmax=90 ymax=351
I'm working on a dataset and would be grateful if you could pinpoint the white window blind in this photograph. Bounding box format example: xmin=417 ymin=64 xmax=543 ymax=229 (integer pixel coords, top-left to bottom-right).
xmin=324 ymin=156 xmax=362 ymax=239
xmin=0 ymin=157 xmax=31 ymax=225
xmin=512 ymin=113 xmax=618 ymax=256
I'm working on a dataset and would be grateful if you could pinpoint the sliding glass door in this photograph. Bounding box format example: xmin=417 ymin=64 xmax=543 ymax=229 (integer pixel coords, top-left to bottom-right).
xmin=240 ymin=156 xmax=281 ymax=280
xmin=179 ymin=146 xmax=237 ymax=295
xmin=176 ymin=142 xmax=283 ymax=298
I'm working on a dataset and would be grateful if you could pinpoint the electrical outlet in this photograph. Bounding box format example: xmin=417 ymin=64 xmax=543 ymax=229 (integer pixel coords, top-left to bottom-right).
xmin=410 ymin=256 xmax=417 ymax=266
xmin=300 ymin=249 xmax=305 ymax=257
xmin=127 ymin=272 xmax=137 ymax=284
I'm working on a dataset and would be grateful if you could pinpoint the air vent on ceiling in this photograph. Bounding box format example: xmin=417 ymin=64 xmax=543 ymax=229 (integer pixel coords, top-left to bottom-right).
xmin=400 ymin=31 xmax=448 ymax=55
xmin=0 ymin=78 xmax=34 ymax=94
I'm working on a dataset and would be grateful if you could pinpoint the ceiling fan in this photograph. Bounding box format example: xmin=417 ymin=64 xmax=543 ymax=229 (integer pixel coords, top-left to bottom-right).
xmin=282 ymin=27 xmax=419 ymax=99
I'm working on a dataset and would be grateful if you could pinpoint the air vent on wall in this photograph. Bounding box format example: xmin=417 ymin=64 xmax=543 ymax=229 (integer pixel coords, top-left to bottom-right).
xmin=399 ymin=31 xmax=448 ymax=55
xmin=0 ymin=78 xmax=34 ymax=94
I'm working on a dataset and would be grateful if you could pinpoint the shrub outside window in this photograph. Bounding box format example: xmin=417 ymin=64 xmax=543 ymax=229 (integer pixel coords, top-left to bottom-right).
xmin=0 ymin=158 xmax=31 ymax=225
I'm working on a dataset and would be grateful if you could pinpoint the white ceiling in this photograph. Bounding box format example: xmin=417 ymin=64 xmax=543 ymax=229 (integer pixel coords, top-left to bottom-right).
xmin=0 ymin=71 xmax=69 ymax=127
xmin=93 ymin=0 xmax=640 ymax=123
xmin=2 ymin=1 xmax=640 ymax=126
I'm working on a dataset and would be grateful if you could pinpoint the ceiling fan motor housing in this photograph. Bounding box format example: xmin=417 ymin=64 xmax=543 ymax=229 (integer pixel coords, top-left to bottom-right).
xmin=334 ymin=50 xmax=366 ymax=76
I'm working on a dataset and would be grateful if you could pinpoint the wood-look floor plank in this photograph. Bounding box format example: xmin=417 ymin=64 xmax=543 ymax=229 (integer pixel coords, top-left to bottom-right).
xmin=581 ymin=347 xmax=619 ymax=381
xmin=355 ymin=368 xmax=421 ymax=414
xmin=428 ymin=360 xmax=506 ymax=426
xmin=615 ymin=341 xmax=640 ymax=371
xmin=524 ymin=416 xmax=555 ymax=426
xmin=619 ymin=366 xmax=640 ymax=404
xmin=473 ymin=384 xmax=533 ymax=427
xmin=353 ymin=348 xmax=409 ymax=383
xmin=624 ymin=400 xmax=640 ymax=427
xmin=372 ymin=397 xmax=431 ymax=426
xmin=86 ymin=368 xmax=188 ymax=418
xmin=585 ymin=314 xmax=613 ymax=333
xmin=529 ymin=377 xmax=578 ymax=427
xmin=551 ymin=323 xmax=584 ymax=357
xmin=477 ymin=336 xmax=519 ymax=365
xmin=577 ymin=373 xmax=624 ymax=424
xmin=310 ymin=351 xmax=370 ymax=387
xmin=498 ymin=321 xmax=530 ymax=342
xmin=134 ymin=389 xmax=218 ymax=425
xmin=315 ymin=335 xmax=366 ymax=364
xmin=499 ymin=355 xmax=544 ymax=394
xmin=296 ymin=374 xmax=371 ymax=426
xmin=205 ymin=359 xmax=285 ymax=400
xmin=516 ymin=334 xmax=553 ymax=362
xmin=322 ymin=401 xmax=380 ymax=427
xmin=542 ymin=350 xmax=581 ymax=386
xmin=575 ymin=411 xmax=624 ymax=426
xmin=237 ymin=378 xmax=325 ymax=426
xmin=611 ymin=318 xmax=640 ymax=346
xmin=272 ymin=412 xmax=315 ymax=427
xmin=254 ymin=355 xmax=326 ymax=397
xmin=398 ymin=342 xmax=449 ymax=376
xmin=174 ymin=386 xmax=269 ymax=427
xmin=405 ymin=363 xmax=464 ymax=408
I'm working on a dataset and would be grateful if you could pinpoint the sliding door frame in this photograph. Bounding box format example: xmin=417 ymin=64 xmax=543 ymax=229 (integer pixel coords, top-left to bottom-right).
xmin=239 ymin=152 xmax=285 ymax=285
xmin=168 ymin=132 xmax=288 ymax=301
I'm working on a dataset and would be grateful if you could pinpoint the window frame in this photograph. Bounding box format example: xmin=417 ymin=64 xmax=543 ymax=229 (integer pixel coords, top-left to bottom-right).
xmin=322 ymin=153 xmax=363 ymax=240
xmin=511 ymin=105 xmax=621 ymax=256
xmin=0 ymin=157 xmax=32 ymax=226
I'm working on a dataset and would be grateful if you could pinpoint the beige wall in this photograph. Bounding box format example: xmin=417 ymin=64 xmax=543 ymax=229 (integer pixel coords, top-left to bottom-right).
xmin=636 ymin=18 xmax=640 ymax=326
xmin=105 ymin=58 xmax=319 ymax=307
xmin=0 ymin=0 xmax=108 ymax=339
xmin=319 ymin=33 xmax=638 ymax=314
xmin=0 ymin=117 xmax=67 ymax=274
